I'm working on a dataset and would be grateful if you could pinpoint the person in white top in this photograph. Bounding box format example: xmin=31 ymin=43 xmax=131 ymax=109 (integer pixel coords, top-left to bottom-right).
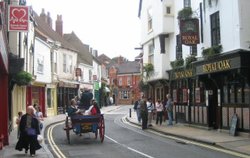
xmin=146 ymin=98 xmax=154 ymax=127
xmin=155 ymin=99 xmax=164 ymax=125
xmin=35 ymin=106 xmax=44 ymax=131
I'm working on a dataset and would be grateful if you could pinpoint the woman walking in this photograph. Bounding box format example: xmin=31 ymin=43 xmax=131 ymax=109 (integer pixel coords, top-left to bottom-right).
xmin=155 ymin=99 xmax=164 ymax=125
xmin=16 ymin=106 xmax=41 ymax=157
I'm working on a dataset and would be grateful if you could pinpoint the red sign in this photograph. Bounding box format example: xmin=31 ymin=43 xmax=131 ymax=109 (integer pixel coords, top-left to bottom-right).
xmin=8 ymin=5 xmax=29 ymax=32
xmin=180 ymin=18 xmax=200 ymax=46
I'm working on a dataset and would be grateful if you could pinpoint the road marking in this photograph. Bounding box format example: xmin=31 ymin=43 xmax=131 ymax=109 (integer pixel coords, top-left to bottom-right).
xmin=105 ymin=135 xmax=155 ymax=158
xmin=122 ymin=117 xmax=250 ymax=158
xmin=47 ymin=122 xmax=66 ymax=158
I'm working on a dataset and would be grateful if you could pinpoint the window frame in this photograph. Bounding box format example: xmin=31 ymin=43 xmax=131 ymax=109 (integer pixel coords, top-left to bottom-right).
xmin=210 ymin=11 xmax=221 ymax=46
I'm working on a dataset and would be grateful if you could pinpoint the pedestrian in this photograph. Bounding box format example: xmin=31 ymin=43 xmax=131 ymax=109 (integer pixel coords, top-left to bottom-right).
xmin=165 ymin=94 xmax=173 ymax=126
xmin=35 ymin=106 xmax=44 ymax=131
xmin=15 ymin=106 xmax=41 ymax=157
xmin=140 ymin=95 xmax=148 ymax=130
xmin=133 ymin=98 xmax=141 ymax=123
xmin=146 ymin=98 xmax=154 ymax=127
xmin=16 ymin=111 xmax=23 ymax=138
xmin=155 ymin=99 xmax=164 ymax=125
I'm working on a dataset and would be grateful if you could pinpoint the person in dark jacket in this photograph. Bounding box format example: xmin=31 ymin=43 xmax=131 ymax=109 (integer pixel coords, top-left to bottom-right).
xmin=79 ymin=88 xmax=93 ymax=110
xmin=140 ymin=95 xmax=148 ymax=130
xmin=16 ymin=106 xmax=41 ymax=157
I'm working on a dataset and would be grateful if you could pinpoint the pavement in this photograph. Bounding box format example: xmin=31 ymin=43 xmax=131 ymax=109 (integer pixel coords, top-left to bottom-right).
xmin=126 ymin=108 xmax=250 ymax=157
xmin=0 ymin=105 xmax=121 ymax=158
xmin=1 ymin=105 xmax=250 ymax=157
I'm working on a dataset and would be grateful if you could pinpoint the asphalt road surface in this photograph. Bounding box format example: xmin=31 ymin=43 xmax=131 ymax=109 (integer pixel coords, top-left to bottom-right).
xmin=45 ymin=106 xmax=239 ymax=158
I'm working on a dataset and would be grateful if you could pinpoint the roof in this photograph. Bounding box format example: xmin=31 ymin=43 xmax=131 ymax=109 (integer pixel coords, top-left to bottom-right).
xmin=117 ymin=61 xmax=141 ymax=74
xmin=34 ymin=12 xmax=78 ymax=52
xmin=97 ymin=54 xmax=111 ymax=65
xmin=64 ymin=32 xmax=93 ymax=65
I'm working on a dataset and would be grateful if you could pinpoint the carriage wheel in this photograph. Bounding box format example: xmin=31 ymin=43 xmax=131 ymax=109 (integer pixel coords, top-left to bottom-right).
xmin=99 ymin=116 xmax=105 ymax=142
xmin=65 ymin=116 xmax=70 ymax=144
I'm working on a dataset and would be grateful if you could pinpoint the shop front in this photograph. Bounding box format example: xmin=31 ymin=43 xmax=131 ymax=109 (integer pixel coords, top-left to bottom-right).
xmin=0 ymin=28 xmax=9 ymax=146
xmin=168 ymin=68 xmax=195 ymax=124
xmin=194 ymin=50 xmax=250 ymax=131
xmin=26 ymin=83 xmax=46 ymax=116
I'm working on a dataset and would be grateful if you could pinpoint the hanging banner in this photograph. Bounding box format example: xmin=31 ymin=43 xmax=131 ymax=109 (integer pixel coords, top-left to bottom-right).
xmin=180 ymin=18 xmax=200 ymax=46
xmin=8 ymin=5 xmax=29 ymax=32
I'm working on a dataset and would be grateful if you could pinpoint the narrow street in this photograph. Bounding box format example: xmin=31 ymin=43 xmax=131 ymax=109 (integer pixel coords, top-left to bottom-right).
xmin=45 ymin=106 xmax=238 ymax=158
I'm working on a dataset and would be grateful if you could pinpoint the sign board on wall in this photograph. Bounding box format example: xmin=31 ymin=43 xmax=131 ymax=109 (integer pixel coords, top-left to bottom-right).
xmin=8 ymin=5 xmax=29 ymax=32
xmin=180 ymin=18 xmax=200 ymax=46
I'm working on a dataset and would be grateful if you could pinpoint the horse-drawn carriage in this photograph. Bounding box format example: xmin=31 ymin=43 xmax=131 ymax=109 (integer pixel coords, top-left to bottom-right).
xmin=64 ymin=114 xmax=105 ymax=144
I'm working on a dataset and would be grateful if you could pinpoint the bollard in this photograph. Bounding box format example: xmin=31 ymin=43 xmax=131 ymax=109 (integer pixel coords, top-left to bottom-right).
xmin=129 ymin=108 xmax=131 ymax=118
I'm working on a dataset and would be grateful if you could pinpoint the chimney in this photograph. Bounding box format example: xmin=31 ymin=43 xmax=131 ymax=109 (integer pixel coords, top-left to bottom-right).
xmin=47 ymin=12 xmax=52 ymax=28
xmin=40 ymin=8 xmax=46 ymax=23
xmin=56 ymin=15 xmax=63 ymax=36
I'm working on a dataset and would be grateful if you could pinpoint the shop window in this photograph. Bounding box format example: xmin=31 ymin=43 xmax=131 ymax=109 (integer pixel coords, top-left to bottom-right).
xmin=47 ymin=89 xmax=52 ymax=108
xmin=173 ymin=89 xmax=178 ymax=103
xmin=223 ymin=85 xmax=229 ymax=104
xmin=230 ymin=85 xmax=235 ymax=103
xmin=237 ymin=86 xmax=243 ymax=104
xmin=244 ymin=84 xmax=250 ymax=104
xmin=195 ymin=87 xmax=201 ymax=103
xmin=183 ymin=89 xmax=188 ymax=103
xmin=210 ymin=11 xmax=220 ymax=46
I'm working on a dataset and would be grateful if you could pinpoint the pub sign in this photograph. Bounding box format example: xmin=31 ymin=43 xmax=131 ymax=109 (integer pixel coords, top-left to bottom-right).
xmin=8 ymin=5 xmax=29 ymax=32
xmin=180 ymin=18 xmax=200 ymax=46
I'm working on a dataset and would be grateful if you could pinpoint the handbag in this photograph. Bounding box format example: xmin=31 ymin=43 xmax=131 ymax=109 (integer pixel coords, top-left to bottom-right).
xmin=26 ymin=128 xmax=36 ymax=136
xmin=37 ymin=135 xmax=43 ymax=144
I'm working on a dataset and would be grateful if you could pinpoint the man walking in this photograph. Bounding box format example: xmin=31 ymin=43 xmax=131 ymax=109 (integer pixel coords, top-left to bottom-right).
xmin=140 ymin=95 xmax=148 ymax=130
xmin=133 ymin=98 xmax=141 ymax=123
xmin=165 ymin=94 xmax=173 ymax=126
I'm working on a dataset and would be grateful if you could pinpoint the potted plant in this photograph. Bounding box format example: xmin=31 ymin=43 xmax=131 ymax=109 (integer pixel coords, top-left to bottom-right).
xmin=13 ymin=71 xmax=32 ymax=86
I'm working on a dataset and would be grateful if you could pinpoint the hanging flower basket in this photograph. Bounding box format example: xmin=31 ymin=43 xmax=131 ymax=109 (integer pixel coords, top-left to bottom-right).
xmin=13 ymin=71 xmax=32 ymax=86
xmin=177 ymin=7 xmax=193 ymax=20
xmin=143 ymin=63 xmax=154 ymax=79
xmin=202 ymin=45 xmax=222 ymax=59
xmin=185 ymin=55 xmax=197 ymax=68
xmin=170 ymin=58 xmax=184 ymax=69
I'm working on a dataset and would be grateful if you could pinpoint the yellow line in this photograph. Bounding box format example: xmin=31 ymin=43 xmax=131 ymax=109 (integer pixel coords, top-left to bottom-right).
xmin=47 ymin=122 xmax=66 ymax=158
xmin=122 ymin=117 xmax=250 ymax=158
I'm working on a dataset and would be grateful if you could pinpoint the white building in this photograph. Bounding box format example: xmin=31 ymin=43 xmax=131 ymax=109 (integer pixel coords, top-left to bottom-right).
xmin=138 ymin=0 xmax=175 ymax=101
xmin=139 ymin=0 xmax=250 ymax=132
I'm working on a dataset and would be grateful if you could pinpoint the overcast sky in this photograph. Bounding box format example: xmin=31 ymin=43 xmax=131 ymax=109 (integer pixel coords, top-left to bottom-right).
xmin=26 ymin=0 xmax=141 ymax=61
